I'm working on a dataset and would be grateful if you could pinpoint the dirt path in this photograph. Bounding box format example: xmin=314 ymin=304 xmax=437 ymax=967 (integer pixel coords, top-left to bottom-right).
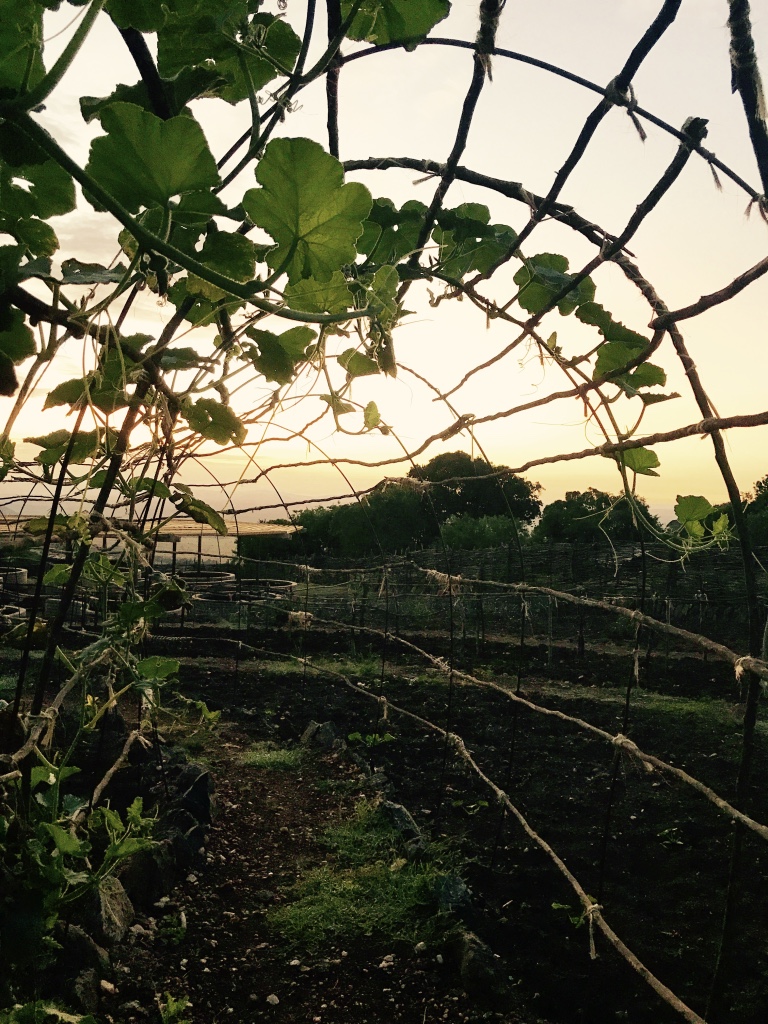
xmin=108 ymin=721 xmax=534 ymax=1024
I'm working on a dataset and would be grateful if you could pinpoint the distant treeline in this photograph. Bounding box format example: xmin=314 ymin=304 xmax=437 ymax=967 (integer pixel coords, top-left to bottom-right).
xmin=238 ymin=452 xmax=768 ymax=561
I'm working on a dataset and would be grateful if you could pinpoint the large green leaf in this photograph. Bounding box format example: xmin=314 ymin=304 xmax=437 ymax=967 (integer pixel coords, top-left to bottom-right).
xmin=137 ymin=656 xmax=180 ymax=680
xmin=513 ymin=253 xmax=595 ymax=316
xmin=183 ymin=398 xmax=246 ymax=445
xmin=81 ymin=66 xmax=227 ymax=122
xmin=358 ymin=198 xmax=426 ymax=264
xmin=244 ymin=325 xmax=316 ymax=385
xmin=0 ymin=0 xmax=46 ymax=96
xmin=43 ymin=349 xmax=136 ymax=413
xmin=0 ymin=159 xmax=76 ymax=222
xmin=0 ymin=302 xmax=34 ymax=395
xmin=107 ymin=0 xmax=167 ymax=31
xmin=0 ymin=305 xmax=35 ymax=363
xmin=284 ymin=272 xmax=353 ymax=314
xmin=25 ymin=429 xmax=103 ymax=466
xmin=243 ymin=138 xmax=372 ymax=284
xmin=157 ymin=4 xmax=300 ymax=103
xmin=186 ymin=231 xmax=258 ymax=300
xmin=432 ymin=204 xmax=517 ymax=279
xmin=674 ymin=495 xmax=715 ymax=530
xmin=342 ymin=0 xmax=450 ymax=47
xmin=85 ymin=102 xmax=220 ymax=213
xmin=10 ymin=218 xmax=58 ymax=257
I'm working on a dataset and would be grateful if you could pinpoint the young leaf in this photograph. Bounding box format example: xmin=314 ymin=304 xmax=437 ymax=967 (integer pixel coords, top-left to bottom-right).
xmin=320 ymin=393 xmax=356 ymax=416
xmin=85 ymin=102 xmax=220 ymax=213
xmin=368 ymin=265 xmax=400 ymax=325
xmin=339 ymin=348 xmax=379 ymax=378
xmin=172 ymin=492 xmax=228 ymax=535
xmin=615 ymin=447 xmax=660 ymax=477
xmin=43 ymin=823 xmax=86 ymax=858
xmin=44 ymin=563 xmax=72 ymax=586
xmin=243 ymin=138 xmax=372 ymax=283
xmin=130 ymin=477 xmax=172 ymax=499
xmin=364 ymin=401 xmax=381 ymax=429
xmin=60 ymin=259 xmax=130 ymax=285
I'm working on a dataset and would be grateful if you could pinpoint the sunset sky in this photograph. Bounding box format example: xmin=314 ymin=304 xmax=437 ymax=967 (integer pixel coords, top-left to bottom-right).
xmin=5 ymin=0 xmax=768 ymax=523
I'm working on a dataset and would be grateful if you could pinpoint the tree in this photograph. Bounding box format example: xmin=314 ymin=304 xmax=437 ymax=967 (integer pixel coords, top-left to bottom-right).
xmin=532 ymin=488 xmax=660 ymax=544
xmin=441 ymin=513 xmax=521 ymax=549
xmin=408 ymin=452 xmax=542 ymax=524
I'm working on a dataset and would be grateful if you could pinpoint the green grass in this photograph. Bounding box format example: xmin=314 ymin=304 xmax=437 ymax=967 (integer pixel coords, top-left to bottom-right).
xmin=268 ymin=799 xmax=456 ymax=950
xmin=0 ymin=673 xmax=16 ymax=699
xmin=239 ymin=741 xmax=303 ymax=770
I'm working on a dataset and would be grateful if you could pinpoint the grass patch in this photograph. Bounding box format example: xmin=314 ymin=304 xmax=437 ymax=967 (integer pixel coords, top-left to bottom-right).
xmin=239 ymin=741 xmax=303 ymax=770
xmin=269 ymin=799 xmax=457 ymax=950
xmin=0 ymin=673 xmax=16 ymax=699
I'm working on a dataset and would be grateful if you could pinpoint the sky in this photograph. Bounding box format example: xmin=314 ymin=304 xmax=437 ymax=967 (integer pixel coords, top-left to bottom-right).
xmin=4 ymin=0 xmax=768 ymax=524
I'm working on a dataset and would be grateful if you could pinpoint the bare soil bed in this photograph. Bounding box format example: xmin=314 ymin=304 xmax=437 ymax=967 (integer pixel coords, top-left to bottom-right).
xmin=108 ymin=633 xmax=768 ymax=1024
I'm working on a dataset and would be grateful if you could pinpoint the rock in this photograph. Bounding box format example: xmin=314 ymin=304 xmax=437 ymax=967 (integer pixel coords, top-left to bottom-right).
xmin=433 ymin=873 xmax=472 ymax=913
xmin=79 ymin=876 xmax=134 ymax=946
xmin=300 ymin=721 xmax=339 ymax=750
xmin=73 ymin=968 xmax=100 ymax=1014
xmin=454 ymin=931 xmax=507 ymax=1003
xmin=118 ymin=839 xmax=176 ymax=909
xmin=378 ymin=800 xmax=421 ymax=840
xmin=266 ymin=993 xmax=280 ymax=1006
xmin=405 ymin=836 xmax=429 ymax=861
xmin=176 ymin=766 xmax=214 ymax=824
xmin=55 ymin=922 xmax=110 ymax=974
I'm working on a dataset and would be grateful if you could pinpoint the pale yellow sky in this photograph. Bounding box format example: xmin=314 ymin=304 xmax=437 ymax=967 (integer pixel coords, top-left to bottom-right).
xmin=5 ymin=1 xmax=768 ymax=521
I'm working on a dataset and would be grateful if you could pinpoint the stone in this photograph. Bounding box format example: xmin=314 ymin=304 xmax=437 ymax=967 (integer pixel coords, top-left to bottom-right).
xmin=176 ymin=767 xmax=214 ymax=824
xmin=55 ymin=922 xmax=110 ymax=974
xmin=118 ymin=839 xmax=176 ymax=909
xmin=266 ymin=993 xmax=280 ymax=1006
xmin=454 ymin=931 xmax=507 ymax=1003
xmin=433 ymin=873 xmax=472 ymax=913
xmin=378 ymin=800 xmax=421 ymax=840
xmin=73 ymin=968 xmax=100 ymax=1014
xmin=300 ymin=721 xmax=338 ymax=750
xmin=81 ymin=876 xmax=135 ymax=946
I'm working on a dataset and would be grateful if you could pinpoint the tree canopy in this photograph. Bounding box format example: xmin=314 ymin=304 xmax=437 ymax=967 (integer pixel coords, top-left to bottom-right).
xmin=532 ymin=488 xmax=660 ymax=544
xmin=407 ymin=452 xmax=542 ymax=524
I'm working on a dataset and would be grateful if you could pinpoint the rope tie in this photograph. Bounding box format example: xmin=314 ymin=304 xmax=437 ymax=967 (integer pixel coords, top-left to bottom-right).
xmin=604 ymin=78 xmax=647 ymax=141
xmin=612 ymin=733 xmax=640 ymax=757
xmin=26 ymin=706 xmax=58 ymax=750
xmin=585 ymin=902 xmax=603 ymax=960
